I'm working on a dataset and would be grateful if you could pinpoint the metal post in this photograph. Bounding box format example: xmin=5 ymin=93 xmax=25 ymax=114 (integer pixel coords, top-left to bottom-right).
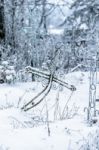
xmin=88 ymin=57 xmax=97 ymax=121
xmin=87 ymin=31 xmax=99 ymax=123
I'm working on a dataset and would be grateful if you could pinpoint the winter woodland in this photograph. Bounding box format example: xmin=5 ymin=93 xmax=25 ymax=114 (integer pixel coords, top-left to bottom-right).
xmin=0 ymin=0 xmax=99 ymax=150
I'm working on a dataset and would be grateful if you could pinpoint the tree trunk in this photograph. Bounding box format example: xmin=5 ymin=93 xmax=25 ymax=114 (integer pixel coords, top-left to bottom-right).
xmin=31 ymin=60 xmax=35 ymax=81
xmin=0 ymin=0 xmax=5 ymax=40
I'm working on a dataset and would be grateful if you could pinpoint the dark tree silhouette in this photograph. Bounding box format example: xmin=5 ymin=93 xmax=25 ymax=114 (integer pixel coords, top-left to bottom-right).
xmin=0 ymin=0 xmax=5 ymax=39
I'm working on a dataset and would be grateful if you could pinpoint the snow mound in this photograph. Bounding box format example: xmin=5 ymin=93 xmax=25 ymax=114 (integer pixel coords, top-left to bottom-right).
xmin=0 ymin=108 xmax=33 ymax=129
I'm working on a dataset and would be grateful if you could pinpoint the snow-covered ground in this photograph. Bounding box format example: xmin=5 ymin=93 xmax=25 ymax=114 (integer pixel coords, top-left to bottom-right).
xmin=0 ymin=72 xmax=99 ymax=150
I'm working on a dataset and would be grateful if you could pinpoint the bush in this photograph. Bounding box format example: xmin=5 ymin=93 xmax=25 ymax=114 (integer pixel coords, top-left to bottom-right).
xmin=0 ymin=61 xmax=16 ymax=84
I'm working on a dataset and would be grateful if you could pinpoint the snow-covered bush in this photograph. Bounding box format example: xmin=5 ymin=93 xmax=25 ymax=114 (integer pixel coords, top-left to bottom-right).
xmin=0 ymin=61 xmax=16 ymax=84
xmin=76 ymin=130 xmax=99 ymax=150
xmin=17 ymin=70 xmax=30 ymax=82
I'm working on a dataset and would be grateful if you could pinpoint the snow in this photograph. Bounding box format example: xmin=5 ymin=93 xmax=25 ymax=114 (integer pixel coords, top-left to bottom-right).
xmin=0 ymin=72 xmax=99 ymax=150
xmin=48 ymin=28 xmax=64 ymax=35
xmin=48 ymin=0 xmax=74 ymax=5
xmin=80 ymin=23 xmax=88 ymax=30
xmin=47 ymin=0 xmax=75 ymax=30
xmin=1 ymin=61 xmax=9 ymax=66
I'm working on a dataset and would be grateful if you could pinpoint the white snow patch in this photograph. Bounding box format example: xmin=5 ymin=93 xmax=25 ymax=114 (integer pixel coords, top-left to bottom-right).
xmin=0 ymin=72 xmax=99 ymax=150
